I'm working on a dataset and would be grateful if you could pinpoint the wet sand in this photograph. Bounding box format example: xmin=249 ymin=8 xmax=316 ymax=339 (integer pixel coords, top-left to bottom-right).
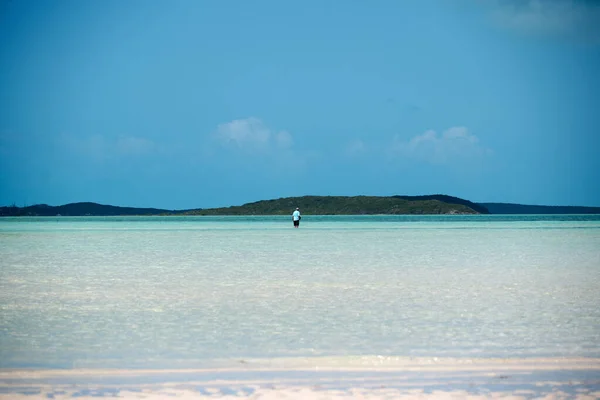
xmin=1 ymin=357 xmax=599 ymax=399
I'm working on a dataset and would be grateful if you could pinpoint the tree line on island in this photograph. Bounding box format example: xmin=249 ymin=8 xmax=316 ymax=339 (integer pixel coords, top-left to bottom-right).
xmin=1 ymin=195 xmax=599 ymax=216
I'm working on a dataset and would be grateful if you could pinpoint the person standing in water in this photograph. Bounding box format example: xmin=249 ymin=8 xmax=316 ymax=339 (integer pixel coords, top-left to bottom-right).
xmin=292 ymin=207 xmax=301 ymax=228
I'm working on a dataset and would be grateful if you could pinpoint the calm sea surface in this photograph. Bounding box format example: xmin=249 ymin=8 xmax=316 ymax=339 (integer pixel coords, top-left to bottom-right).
xmin=1 ymin=215 xmax=599 ymax=369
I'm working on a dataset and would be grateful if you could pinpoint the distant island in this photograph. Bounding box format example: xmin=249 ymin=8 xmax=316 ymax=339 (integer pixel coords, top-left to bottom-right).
xmin=183 ymin=195 xmax=488 ymax=215
xmin=480 ymin=203 xmax=600 ymax=215
xmin=1 ymin=195 xmax=599 ymax=216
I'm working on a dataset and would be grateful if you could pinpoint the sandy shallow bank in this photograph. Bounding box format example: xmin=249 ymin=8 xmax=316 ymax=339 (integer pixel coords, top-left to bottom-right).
xmin=1 ymin=357 xmax=599 ymax=399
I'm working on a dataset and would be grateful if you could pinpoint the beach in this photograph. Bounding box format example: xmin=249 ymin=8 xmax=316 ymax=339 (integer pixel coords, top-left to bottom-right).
xmin=1 ymin=215 xmax=599 ymax=398
xmin=1 ymin=357 xmax=600 ymax=399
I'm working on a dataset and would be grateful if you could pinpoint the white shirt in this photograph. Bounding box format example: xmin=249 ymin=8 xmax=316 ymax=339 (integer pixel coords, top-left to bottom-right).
xmin=292 ymin=210 xmax=301 ymax=221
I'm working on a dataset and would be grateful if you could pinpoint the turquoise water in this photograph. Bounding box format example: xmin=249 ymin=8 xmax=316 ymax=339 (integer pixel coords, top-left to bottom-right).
xmin=1 ymin=215 xmax=599 ymax=369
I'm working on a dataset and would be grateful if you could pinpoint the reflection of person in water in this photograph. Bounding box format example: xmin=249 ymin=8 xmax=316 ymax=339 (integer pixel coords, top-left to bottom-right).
xmin=292 ymin=207 xmax=301 ymax=228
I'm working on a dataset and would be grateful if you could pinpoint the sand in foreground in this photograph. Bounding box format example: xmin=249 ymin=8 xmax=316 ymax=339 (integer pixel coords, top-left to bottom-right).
xmin=1 ymin=357 xmax=599 ymax=399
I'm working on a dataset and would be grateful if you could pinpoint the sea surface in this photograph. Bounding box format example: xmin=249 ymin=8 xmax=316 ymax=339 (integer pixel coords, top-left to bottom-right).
xmin=1 ymin=215 xmax=599 ymax=370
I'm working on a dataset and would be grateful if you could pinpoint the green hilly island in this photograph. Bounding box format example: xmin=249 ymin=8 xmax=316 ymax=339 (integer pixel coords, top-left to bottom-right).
xmin=184 ymin=195 xmax=486 ymax=215
xmin=2 ymin=195 xmax=599 ymax=216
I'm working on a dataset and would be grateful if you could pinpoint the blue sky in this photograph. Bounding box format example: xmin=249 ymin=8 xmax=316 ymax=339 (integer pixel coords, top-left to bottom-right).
xmin=1 ymin=0 xmax=599 ymax=209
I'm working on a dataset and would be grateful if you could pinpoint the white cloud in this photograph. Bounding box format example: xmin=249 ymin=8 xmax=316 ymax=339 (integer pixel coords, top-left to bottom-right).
xmin=216 ymin=117 xmax=294 ymax=153
xmin=216 ymin=117 xmax=270 ymax=148
xmin=488 ymin=0 xmax=600 ymax=42
xmin=275 ymin=130 xmax=293 ymax=149
xmin=116 ymin=136 xmax=155 ymax=155
xmin=61 ymin=134 xmax=156 ymax=161
xmin=344 ymin=139 xmax=367 ymax=157
xmin=390 ymin=126 xmax=491 ymax=164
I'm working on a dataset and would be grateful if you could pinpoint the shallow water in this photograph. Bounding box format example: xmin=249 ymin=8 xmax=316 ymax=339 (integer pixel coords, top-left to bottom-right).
xmin=1 ymin=215 xmax=599 ymax=369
